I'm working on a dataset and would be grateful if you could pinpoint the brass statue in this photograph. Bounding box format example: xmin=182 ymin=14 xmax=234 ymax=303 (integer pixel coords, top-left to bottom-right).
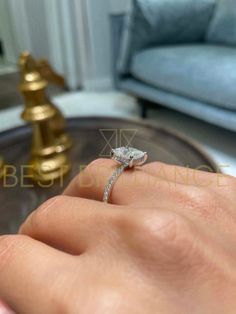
xmin=18 ymin=51 xmax=72 ymax=182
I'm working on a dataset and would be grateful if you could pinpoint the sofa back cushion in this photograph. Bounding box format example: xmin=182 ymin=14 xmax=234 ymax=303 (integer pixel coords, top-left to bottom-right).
xmin=206 ymin=0 xmax=236 ymax=45
xmin=118 ymin=0 xmax=216 ymax=74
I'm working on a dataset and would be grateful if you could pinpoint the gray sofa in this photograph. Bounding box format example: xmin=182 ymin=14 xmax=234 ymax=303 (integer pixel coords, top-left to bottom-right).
xmin=111 ymin=0 xmax=236 ymax=132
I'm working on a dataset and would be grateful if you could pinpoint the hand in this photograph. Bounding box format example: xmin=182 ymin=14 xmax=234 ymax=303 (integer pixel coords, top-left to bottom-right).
xmin=0 ymin=159 xmax=236 ymax=313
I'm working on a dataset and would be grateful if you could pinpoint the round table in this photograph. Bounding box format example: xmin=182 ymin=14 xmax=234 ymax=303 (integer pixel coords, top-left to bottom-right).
xmin=0 ymin=117 xmax=218 ymax=234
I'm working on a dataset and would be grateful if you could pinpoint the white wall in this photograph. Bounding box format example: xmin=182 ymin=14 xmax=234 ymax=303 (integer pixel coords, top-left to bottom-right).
xmin=24 ymin=0 xmax=50 ymax=59
xmin=83 ymin=0 xmax=131 ymax=90
xmin=2 ymin=0 xmax=131 ymax=91
xmin=7 ymin=0 xmax=55 ymax=65
xmin=5 ymin=0 xmax=82 ymax=90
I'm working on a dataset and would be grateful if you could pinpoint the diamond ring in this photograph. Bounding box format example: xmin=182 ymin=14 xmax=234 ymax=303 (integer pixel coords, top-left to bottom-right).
xmin=103 ymin=147 xmax=148 ymax=203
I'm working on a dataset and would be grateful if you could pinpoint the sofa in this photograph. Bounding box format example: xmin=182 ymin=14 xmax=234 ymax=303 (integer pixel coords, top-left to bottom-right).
xmin=111 ymin=0 xmax=236 ymax=132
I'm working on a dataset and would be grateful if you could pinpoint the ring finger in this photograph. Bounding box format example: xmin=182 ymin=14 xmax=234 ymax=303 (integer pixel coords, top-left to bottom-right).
xmin=63 ymin=159 xmax=160 ymax=205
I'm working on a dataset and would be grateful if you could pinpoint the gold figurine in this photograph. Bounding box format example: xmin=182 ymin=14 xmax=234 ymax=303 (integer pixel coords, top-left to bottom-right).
xmin=19 ymin=51 xmax=72 ymax=182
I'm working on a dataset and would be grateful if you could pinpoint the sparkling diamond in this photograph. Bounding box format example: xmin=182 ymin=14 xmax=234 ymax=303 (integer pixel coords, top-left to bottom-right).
xmin=111 ymin=147 xmax=147 ymax=168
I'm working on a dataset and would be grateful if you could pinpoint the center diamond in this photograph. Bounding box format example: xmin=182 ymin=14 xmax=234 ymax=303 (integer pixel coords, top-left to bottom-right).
xmin=111 ymin=147 xmax=147 ymax=168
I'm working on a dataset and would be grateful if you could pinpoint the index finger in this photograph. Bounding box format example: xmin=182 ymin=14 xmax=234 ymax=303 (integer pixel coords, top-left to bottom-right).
xmin=0 ymin=234 xmax=75 ymax=314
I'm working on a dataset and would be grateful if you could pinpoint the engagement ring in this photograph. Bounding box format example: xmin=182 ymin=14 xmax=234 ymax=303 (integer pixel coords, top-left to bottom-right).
xmin=103 ymin=147 xmax=148 ymax=203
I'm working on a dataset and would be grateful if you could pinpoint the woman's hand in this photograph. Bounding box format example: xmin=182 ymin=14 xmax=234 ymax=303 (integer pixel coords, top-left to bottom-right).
xmin=0 ymin=159 xmax=236 ymax=313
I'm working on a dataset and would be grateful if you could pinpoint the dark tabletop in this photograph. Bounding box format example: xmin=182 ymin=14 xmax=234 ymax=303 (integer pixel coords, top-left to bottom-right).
xmin=0 ymin=116 xmax=218 ymax=234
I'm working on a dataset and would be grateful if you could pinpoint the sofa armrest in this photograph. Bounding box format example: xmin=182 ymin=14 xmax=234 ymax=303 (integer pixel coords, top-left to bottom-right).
xmin=117 ymin=0 xmax=216 ymax=74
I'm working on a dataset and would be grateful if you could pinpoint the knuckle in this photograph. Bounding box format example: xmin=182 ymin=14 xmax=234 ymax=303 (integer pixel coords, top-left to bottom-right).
xmin=177 ymin=187 xmax=206 ymax=207
xmin=36 ymin=195 xmax=65 ymax=216
xmin=181 ymin=188 xmax=218 ymax=218
xmin=21 ymin=196 xmax=65 ymax=233
xmin=0 ymin=235 xmax=28 ymax=268
xmin=49 ymin=291 xmax=74 ymax=314
xmin=141 ymin=211 xmax=190 ymax=244
xmin=129 ymin=211 xmax=196 ymax=264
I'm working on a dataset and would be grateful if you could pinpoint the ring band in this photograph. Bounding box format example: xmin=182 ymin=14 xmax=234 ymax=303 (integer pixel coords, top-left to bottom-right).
xmin=103 ymin=147 xmax=148 ymax=203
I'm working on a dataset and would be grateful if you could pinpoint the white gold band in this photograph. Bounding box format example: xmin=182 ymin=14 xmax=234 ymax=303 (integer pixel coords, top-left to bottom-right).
xmin=103 ymin=163 xmax=128 ymax=203
xmin=103 ymin=147 xmax=148 ymax=204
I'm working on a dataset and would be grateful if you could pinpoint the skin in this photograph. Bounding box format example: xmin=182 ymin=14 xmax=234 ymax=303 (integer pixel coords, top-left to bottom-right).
xmin=0 ymin=159 xmax=236 ymax=313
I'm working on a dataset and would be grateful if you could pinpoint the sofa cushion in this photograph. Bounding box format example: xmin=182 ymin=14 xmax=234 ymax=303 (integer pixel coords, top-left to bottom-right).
xmin=118 ymin=0 xmax=216 ymax=74
xmin=130 ymin=45 xmax=236 ymax=110
xmin=120 ymin=78 xmax=236 ymax=132
xmin=206 ymin=0 xmax=236 ymax=45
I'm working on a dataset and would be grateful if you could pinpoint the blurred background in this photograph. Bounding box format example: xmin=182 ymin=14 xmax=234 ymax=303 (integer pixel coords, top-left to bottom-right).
xmin=0 ymin=0 xmax=236 ymax=176
xmin=0 ymin=0 xmax=124 ymax=99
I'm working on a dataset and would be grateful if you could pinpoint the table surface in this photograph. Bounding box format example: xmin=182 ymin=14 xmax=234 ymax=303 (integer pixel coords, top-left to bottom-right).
xmin=0 ymin=116 xmax=218 ymax=234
